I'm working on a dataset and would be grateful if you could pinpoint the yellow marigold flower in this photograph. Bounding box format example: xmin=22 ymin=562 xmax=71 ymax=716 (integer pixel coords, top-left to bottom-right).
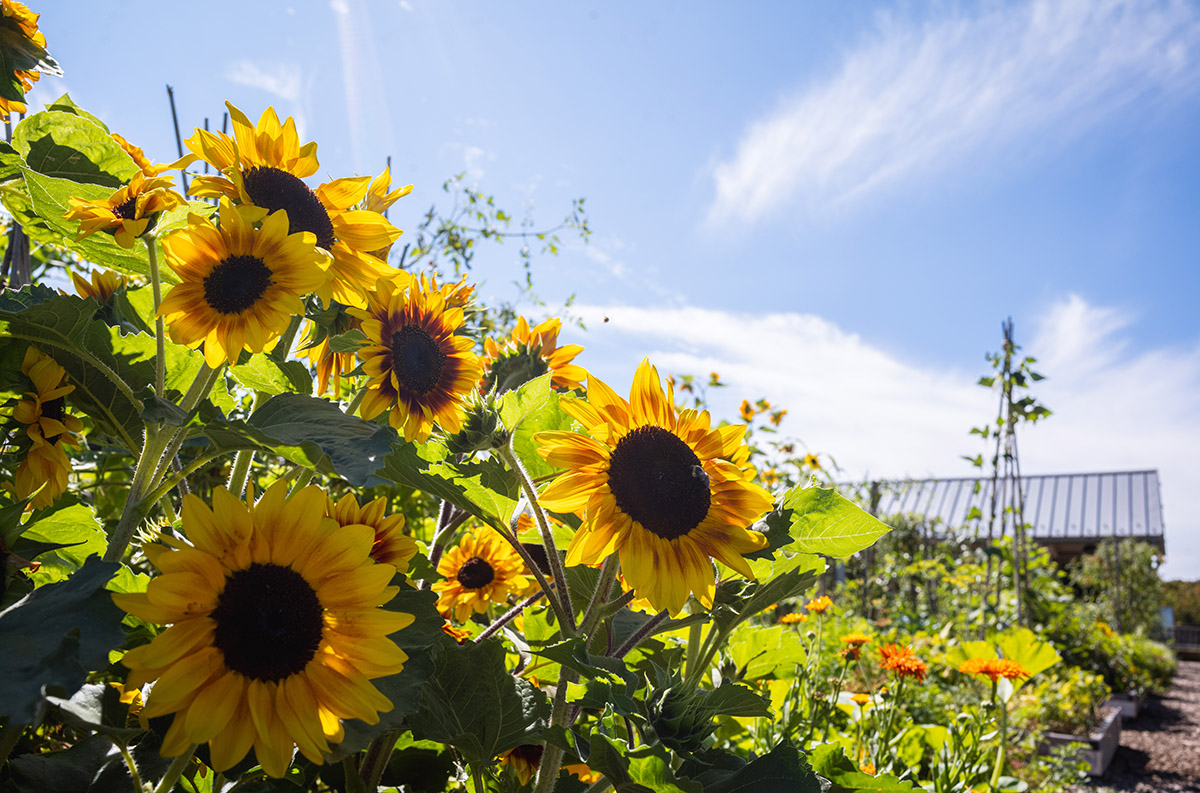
xmin=326 ymin=492 xmax=418 ymax=573
xmin=739 ymin=399 xmax=755 ymax=422
xmin=958 ymin=657 xmax=1031 ymax=683
xmin=350 ymin=275 xmax=483 ymax=442
xmin=860 ymin=763 xmax=876 ymax=775
xmin=70 ymin=268 xmax=123 ymax=303
xmin=483 ymin=315 xmax=587 ymax=393
xmin=0 ymin=0 xmax=49 ymax=120
xmin=432 ymin=527 xmax=533 ymax=622
xmin=1097 ymin=621 xmax=1115 ymax=638
xmin=184 ymin=102 xmax=402 ymax=309
xmin=112 ymin=481 xmax=414 ymax=778
xmin=805 ymin=595 xmax=833 ymax=614
xmin=158 ymin=200 xmax=326 ymax=368
xmin=534 ymin=359 xmax=772 ymax=615
xmin=850 ymin=693 xmax=871 ymax=706
xmin=803 ymin=452 xmax=821 ymax=470
xmin=879 ymin=644 xmax=928 ymax=683
xmin=841 ymin=632 xmax=872 ymax=647
xmin=111 ymin=132 xmax=174 ymax=177
xmin=779 ymin=612 xmax=808 ymax=624
xmin=63 ymin=171 xmax=185 ymax=249
xmin=9 ymin=347 xmax=83 ymax=508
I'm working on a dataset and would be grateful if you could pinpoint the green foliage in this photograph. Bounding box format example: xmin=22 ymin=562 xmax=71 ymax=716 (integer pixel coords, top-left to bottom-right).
xmin=776 ymin=485 xmax=893 ymax=559
xmin=1012 ymin=666 xmax=1109 ymax=736
xmin=946 ymin=626 xmax=1061 ymax=696
xmin=1069 ymin=539 xmax=1164 ymax=635
xmin=0 ymin=556 xmax=123 ymax=724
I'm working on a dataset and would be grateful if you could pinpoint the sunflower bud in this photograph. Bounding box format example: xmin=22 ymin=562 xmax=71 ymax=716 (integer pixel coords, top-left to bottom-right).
xmin=445 ymin=388 xmax=509 ymax=455
xmin=648 ymin=683 xmax=717 ymax=753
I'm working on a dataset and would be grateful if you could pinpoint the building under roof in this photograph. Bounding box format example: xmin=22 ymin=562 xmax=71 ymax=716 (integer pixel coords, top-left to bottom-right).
xmin=839 ymin=470 xmax=1165 ymax=564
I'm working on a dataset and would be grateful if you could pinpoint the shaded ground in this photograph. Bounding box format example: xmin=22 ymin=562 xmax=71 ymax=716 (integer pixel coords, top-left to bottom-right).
xmin=1074 ymin=660 xmax=1200 ymax=792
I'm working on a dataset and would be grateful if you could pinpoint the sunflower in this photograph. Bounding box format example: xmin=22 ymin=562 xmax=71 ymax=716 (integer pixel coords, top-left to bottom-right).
xmin=350 ymin=276 xmax=483 ymax=442
xmin=70 ymin=268 xmax=123 ymax=303
xmin=0 ymin=1 xmax=50 ymax=120
xmin=9 ymin=347 xmax=83 ymax=508
xmin=63 ymin=170 xmax=185 ymax=249
xmin=534 ymin=359 xmax=773 ymax=615
xmin=184 ymin=102 xmax=401 ymax=308
xmin=362 ymin=166 xmax=412 ymax=259
xmin=803 ymin=452 xmax=821 ymax=470
xmin=499 ymin=744 xmax=543 ymax=785
xmin=112 ymin=481 xmax=413 ymax=778
xmin=958 ymin=658 xmax=1030 ymax=683
xmin=158 ymin=200 xmax=326 ymax=368
xmin=483 ymin=316 xmax=586 ymax=393
xmin=432 ymin=526 xmax=533 ymax=622
xmin=326 ymin=492 xmax=418 ymax=573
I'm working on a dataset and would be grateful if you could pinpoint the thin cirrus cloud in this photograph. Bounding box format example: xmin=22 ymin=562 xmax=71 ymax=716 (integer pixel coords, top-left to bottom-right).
xmin=708 ymin=0 xmax=1200 ymax=226
xmin=224 ymin=60 xmax=303 ymax=103
xmin=569 ymin=294 xmax=1200 ymax=578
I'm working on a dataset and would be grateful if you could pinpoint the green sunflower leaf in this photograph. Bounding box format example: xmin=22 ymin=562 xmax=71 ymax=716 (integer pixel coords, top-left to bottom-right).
xmin=12 ymin=110 xmax=136 ymax=187
xmin=699 ymin=741 xmax=823 ymax=793
xmin=406 ymin=636 xmax=550 ymax=765
xmin=775 ymin=485 xmax=893 ymax=558
xmin=376 ymin=437 xmax=519 ymax=529
xmin=229 ymin=353 xmax=312 ymax=396
xmin=0 ymin=556 xmax=123 ymax=725
xmin=807 ymin=743 xmax=923 ymax=792
xmin=19 ymin=503 xmax=105 ymax=585
xmin=711 ymin=551 xmax=824 ymax=636
xmin=583 ymin=735 xmax=701 ymax=793
xmin=499 ymin=371 xmax=576 ymax=480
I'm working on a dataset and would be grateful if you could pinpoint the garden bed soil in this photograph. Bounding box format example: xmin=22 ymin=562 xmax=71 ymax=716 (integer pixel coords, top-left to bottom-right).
xmin=1069 ymin=659 xmax=1200 ymax=792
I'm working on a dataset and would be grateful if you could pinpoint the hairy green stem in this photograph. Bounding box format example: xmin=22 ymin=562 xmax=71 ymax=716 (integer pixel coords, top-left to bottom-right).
xmin=988 ymin=680 xmax=1008 ymax=791
xmin=145 ymin=236 xmax=166 ymax=399
xmin=611 ymin=609 xmax=670 ymax=659
xmin=579 ymin=555 xmax=618 ymax=638
xmin=269 ymin=313 xmax=303 ymax=363
xmin=152 ymin=745 xmax=196 ymax=793
xmin=476 ymin=591 xmax=545 ymax=644
xmin=114 ymin=740 xmax=144 ymax=793
xmin=531 ymin=664 xmax=573 ymax=793
xmin=362 ymin=729 xmax=401 ymax=791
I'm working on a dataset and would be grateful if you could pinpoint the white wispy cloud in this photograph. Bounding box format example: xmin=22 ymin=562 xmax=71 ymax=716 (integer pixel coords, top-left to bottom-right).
xmin=568 ymin=295 xmax=1200 ymax=578
xmin=708 ymin=0 xmax=1200 ymax=226
xmin=225 ymin=60 xmax=303 ymax=103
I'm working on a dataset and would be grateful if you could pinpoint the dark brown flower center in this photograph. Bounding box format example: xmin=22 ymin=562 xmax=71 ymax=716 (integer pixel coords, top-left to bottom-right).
xmin=456 ymin=556 xmax=495 ymax=589
xmin=203 ymin=254 xmax=273 ymax=314
xmin=211 ymin=563 xmax=324 ymax=683
xmin=606 ymin=425 xmax=711 ymax=540
xmin=111 ymin=196 xmax=138 ymax=220
xmin=40 ymin=397 xmax=66 ymax=444
xmin=241 ymin=166 xmax=336 ymax=250
xmin=391 ymin=325 xmax=446 ymax=394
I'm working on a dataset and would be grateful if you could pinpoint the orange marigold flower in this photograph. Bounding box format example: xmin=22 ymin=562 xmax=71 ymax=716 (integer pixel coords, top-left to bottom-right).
xmin=841 ymin=632 xmax=872 ymax=647
xmin=879 ymin=644 xmax=928 ymax=682
xmin=839 ymin=646 xmax=863 ymax=661
xmin=860 ymin=763 xmax=875 ymax=775
xmin=805 ymin=595 xmax=833 ymax=614
xmin=958 ymin=657 xmax=1031 ymax=683
xmin=779 ymin=612 xmax=808 ymax=624
xmin=850 ymin=693 xmax=871 ymax=706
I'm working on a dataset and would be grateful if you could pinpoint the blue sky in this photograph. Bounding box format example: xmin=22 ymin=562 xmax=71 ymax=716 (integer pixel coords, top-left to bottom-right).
xmin=28 ymin=0 xmax=1200 ymax=578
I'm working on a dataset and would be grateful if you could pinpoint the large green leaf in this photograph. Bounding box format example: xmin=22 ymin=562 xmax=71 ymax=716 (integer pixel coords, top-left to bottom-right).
xmin=584 ymin=735 xmax=700 ymax=793
xmin=726 ymin=624 xmax=806 ymax=681
xmin=405 ymin=637 xmax=549 ymax=765
xmin=711 ymin=551 xmax=825 ymax=636
xmin=776 ymin=485 xmax=892 ymax=558
xmin=376 ymin=436 xmax=519 ymax=528
xmin=498 ymin=372 xmax=576 ymax=480
xmin=20 ymin=503 xmax=105 ymax=584
xmin=229 ymin=354 xmax=312 ymax=396
xmin=699 ymin=741 xmax=822 ymax=793
xmin=12 ymin=110 xmax=136 ymax=187
xmin=0 ymin=22 xmax=60 ymax=104
xmin=807 ymin=743 xmax=924 ymax=792
xmin=197 ymin=394 xmax=398 ymax=486
xmin=0 ymin=557 xmax=124 ymax=724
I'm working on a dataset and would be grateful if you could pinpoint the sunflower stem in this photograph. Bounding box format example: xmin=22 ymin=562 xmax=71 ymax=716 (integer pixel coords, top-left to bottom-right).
xmin=498 ymin=443 xmax=575 ymax=634
xmin=227 ymin=391 xmax=263 ymax=497
xmin=610 ymin=609 xmax=670 ymax=659
xmin=579 ymin=555 xmax=618 ymax=638
xmin=145 ymin=235 xmax=166 ymax=399
xmin=532 ymin=665 xmax=573 ymax=793
xmin=475 ymin=591 xmax=544 ymax=644
xmin=362 ymin=729 xmax=402 ymax=791
xmin=496 ymin=508 xmax=574 ymax=632
xmin=151 ymin=744 xmax=196 ymax=793
xmin=269 ymin=313 xmax=303 ymax=363
xmin=113 ymin=739 xmax=144 ymax=793
xmin=343 ymin=756 xmax=367 ymax=793
xmin=471 ymin=762 xmax=487 ymax=793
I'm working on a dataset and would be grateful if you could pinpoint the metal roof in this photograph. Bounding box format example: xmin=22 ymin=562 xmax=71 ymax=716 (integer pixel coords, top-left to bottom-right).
xmin=839 ymin=470 xmax=1165 ymax=543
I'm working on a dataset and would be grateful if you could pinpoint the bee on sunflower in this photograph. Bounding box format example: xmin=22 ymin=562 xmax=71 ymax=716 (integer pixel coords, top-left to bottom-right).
xmin=482 ymin=316 xmax=587 ymax=394
xmin=157 ymin=199 xmax=326 ymax=368
xmin=112 ymin=481 xmax=414 ymax=778
xmin=182 ymin=102 xmax=403 ymax=308
xmin=432 ymin=526 xmax=534 ymax=622
xmin=534 ymin=359 xmax=773 ymax=615
xmin=63 ymin=170 xmax=185 ymax=249
xmin=6 ymin=347 xmax=83 ymax=508
xmin=350 ymin=275 xmax=483 ymax=443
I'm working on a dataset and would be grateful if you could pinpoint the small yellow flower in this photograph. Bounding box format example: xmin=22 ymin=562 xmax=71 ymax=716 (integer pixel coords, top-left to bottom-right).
xmin=805 ymin=595 xmax=833 ymax=614
xmin=803 ymin=452 xmax=821 ymax=470
xmin=432 ymin=527 xmax=534 ymax=622
xmin=850 ymin=693 xmax=871 ymax=706
xmin=779 ymin=612 xmax=808 ymax=624
xmin=63 ymin=171 xmax=185 ymax=249
xmin=739 ymin=399 xmax=755 ymax=421
xmin=0 ymin=1 xmax=51 ymax=120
